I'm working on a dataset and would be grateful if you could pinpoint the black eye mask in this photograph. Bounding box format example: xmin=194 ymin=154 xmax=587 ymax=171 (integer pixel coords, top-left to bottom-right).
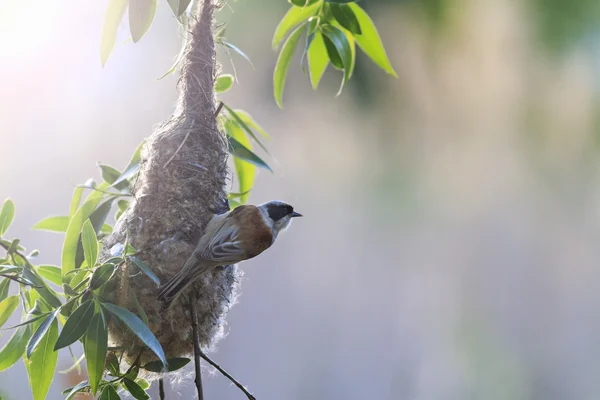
xmin=266 ymin=203 xmax=293 ymax=221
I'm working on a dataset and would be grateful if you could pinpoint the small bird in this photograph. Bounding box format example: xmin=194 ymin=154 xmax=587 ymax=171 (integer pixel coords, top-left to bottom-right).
xmin=157 ymin=200 xmax=302 ymax=307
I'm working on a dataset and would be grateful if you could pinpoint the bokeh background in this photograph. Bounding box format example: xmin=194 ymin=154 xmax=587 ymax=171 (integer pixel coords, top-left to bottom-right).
xmin=3 ymin=0 xmax=600 ymax=398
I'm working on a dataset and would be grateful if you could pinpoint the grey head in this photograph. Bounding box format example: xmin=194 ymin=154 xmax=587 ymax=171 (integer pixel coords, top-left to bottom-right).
xmin=259 ymin=200 xmax=302 ymax=234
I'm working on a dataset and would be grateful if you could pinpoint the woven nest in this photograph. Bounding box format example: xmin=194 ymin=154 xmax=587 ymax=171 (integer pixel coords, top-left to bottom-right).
xmin=98 ymin=0 xmax=241 ymax=375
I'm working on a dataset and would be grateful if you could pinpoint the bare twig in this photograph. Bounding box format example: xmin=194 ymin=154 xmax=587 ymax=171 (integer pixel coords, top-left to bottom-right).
xmin=199 ymin=351 xmax=256 ymax=400
xmin=215 ymin=101 xmax=224 ymax=117
xmin=159 ymin=378 xmax=166 ymax=400
xmin=191 ymin=295 xmax=204 ymax=400
xmin=190 ymin=291 xmax=255 ymax=399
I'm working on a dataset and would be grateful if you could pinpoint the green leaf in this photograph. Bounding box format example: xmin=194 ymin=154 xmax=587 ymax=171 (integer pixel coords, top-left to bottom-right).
xmin=32 ymin=216 xmax=70 ymax=233
xmin=62 ymin=189 xmax=106 ymax=277
xmin=142 ymin=357 xmax=190 ymax=372
xmin=64 ymin=381 xmax=91 ymax=400
xmin=89 ymin=199 xmax=116 ymax=233
xmin=82 ymin=220 xmax=99 ymax=268
xmin=301 ymin=18 xmax=318 ymax=73
xmin=111 ymin=140 xmax=145 ymax=188
xmin=28 ymin=300 xmax=44 ymax=315
xmin=0 ymin=324 xmax=31 ymax=371
xmin=99 ymin=165 xmax=129 ymax=192
xmin=274 ymin=22 xmax=306 ymax=108
xmin=348 ymin=3 xmax=397 ymax=77
xmin=129 ymin=256 xmax=160 ymax=287
xmin=100 ymin=0 xmax=129 ymax=66
xmin=273 ymin=3 xmax=321 ymax=49
xmin=123 ymin=378 xmax=150 ymax=400
xmin=124 ymin=364 xmax=139 ymax=380
xmin=85 ymin=312 xmax=108 ymax=395
xmin=227 ymin=135 xmax=272 ymax=172
xmin=70 ymin=187 xmax=84 ymax=216
xmin=225 ymin=121 xmax=255 ymax=205
xmin=100 ymin=385 xmax=121 ymax=400
xmin=329 ymin=3 xmax=361 ymax=34
xmin=320 ymin=24 xmax=352 ymax=95
xmin=100 ymin=164 xmax=121 ymax=184
xmin=90 ymin=263 xmax=116 ymax=290
xmin=229 ymin=198 xmax=242 ymax=209
xmin=325 ymin=0 xmax=356 ymax=3
xmin=167 ymin=0 xmax=192 ymax=17
xmin=26 ymin=309 xmax=59 ymax=357
xmin=224 ymin=105 xmax=269 ymax=153
xmin=222 ymin=41 xmax=254 ymax=67
xmin=230 ymin=109 xmax=270 ymax=139
xmin=21 ymin=269 xmax=62 ymax=309
xmin=4 ymin=313 xmax=49 ymax=329
xmin=7 ymin=238 xmax=20 ymax=254
xmin=62 ymin=284 xmax=80 ymax=298
xmin=136 ymin=379 xmax=150 ymax=390
xmin=129 ymin=290 xmax=149 ymax=326
xmin=101 ymin=223 xmax=114 ymax=235
xmin=328 ymin=20 xmax=356 ymax=78
xmin=307 ymin=32 xmax=329 ymax=90
xmin=0 ymin=198 xmax=15 ymax=237
xmin=321 ymin=32 xmax=341 ymax=69
xmin=106 ymin=352 xmax=121 ymax=376
xmin=0 ymin=278 xmax=9 ymax=302
xmin=25 ymin=318 xmax=58 ymax=400
xmin=102 ymin=303 xmax=167 ymax=367
xmin=118 ymin=199 xmax=129 ymax=213
xmin=0 ymin=295 xmax=18 ymax=329
xmin=129 ymin=0 xmax=157 ymax=43
xmin=215 ymin=74 xmax=234 ymax=93
xmin=345 ymin=27 xmax=356 ymax=78
xmin=289 ymin=0 xmax=320 ymax=6
xmin=54 ymin=299 xmax=95 ymax=350
xmin=36 ymin=266 xmax=62 ymax=286
xmin=0 ymin=265 xmax=22 ymax=275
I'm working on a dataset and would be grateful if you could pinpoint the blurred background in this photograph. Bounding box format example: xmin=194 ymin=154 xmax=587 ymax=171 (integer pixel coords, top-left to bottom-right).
xmin=2 ymin=0 xmax=600 ymax=398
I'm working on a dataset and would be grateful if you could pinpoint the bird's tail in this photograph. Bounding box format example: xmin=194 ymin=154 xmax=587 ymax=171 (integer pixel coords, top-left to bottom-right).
xmin=157 ymin=254 xmax=214 ymax=308
xmin=157 ymin=269 xmax=193 ymax=308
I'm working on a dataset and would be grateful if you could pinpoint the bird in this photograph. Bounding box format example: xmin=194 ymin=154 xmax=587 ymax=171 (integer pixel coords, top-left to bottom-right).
xmin=157 ymin=200 xmax=302 ymax=307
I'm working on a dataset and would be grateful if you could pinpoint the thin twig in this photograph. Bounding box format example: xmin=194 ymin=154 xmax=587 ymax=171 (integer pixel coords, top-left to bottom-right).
xmin=215 ymin=101 xmax=224 ymax=117
xmin=159 ymin=378 xmax=166 ymax=400
xmin=198 ymin=351 xmax=256 ymax=400
xmin=191 ymin=294 xmax=204 ymax=400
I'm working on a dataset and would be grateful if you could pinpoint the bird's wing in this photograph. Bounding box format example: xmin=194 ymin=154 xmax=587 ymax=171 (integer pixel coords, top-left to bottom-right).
xmin=200 ymin=222 xmax=246 ymax=264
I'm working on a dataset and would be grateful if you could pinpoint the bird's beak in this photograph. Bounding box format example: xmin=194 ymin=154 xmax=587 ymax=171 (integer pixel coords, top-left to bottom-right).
xmin=291 ymin=211 xmax=303 ymax=218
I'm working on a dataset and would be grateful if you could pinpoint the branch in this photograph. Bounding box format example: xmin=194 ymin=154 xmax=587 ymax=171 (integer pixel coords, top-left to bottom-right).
xmin=199 ymin=351 xmax=255 ymax=400
xmin=159 ymin=378 xmax=166 ymax=400
xmin=191 ymin=294 xmax=204 ymax=400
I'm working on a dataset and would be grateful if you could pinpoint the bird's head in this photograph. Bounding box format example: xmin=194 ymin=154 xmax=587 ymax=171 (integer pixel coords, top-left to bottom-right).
xmin=258 ymin=200 xmax=302 ymax=235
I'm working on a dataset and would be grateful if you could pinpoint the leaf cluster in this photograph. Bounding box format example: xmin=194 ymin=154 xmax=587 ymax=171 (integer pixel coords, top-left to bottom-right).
xmin=273 ymin=0 xmax=397 ymax=106
xmin=0 ymin=149 xmax=188 ymax=400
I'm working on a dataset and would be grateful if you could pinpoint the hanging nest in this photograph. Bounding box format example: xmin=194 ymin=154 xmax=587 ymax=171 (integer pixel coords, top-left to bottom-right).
xmin=98 ymin=0 xmax=241 ymax=374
